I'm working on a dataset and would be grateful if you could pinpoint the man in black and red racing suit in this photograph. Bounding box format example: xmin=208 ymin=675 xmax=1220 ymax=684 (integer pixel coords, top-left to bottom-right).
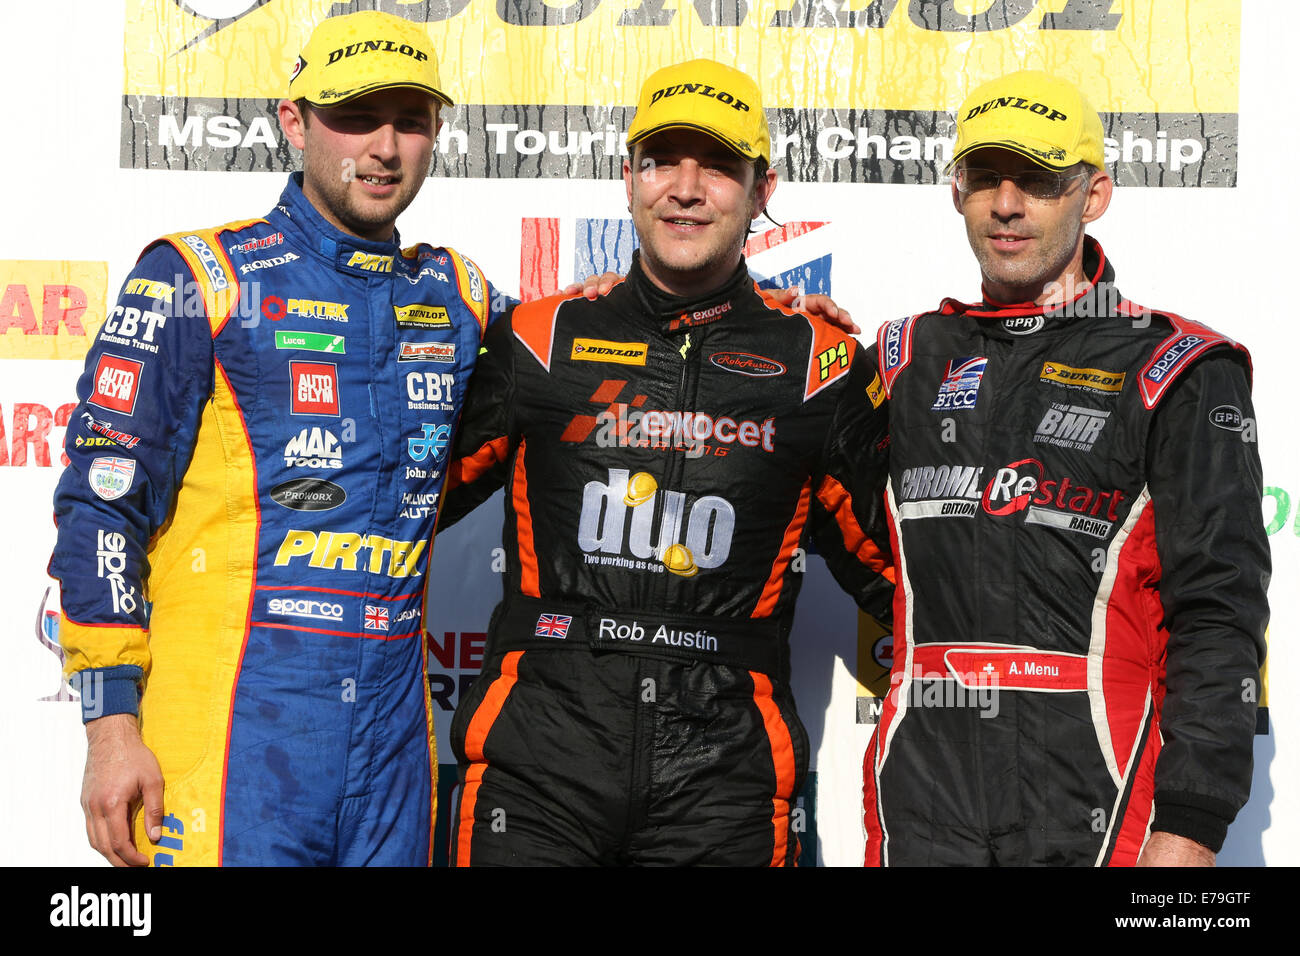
xmin=863 ymin=70 xmax=1269 ymax=866
xmin=437 ymin=59 xmax=894 ymax=866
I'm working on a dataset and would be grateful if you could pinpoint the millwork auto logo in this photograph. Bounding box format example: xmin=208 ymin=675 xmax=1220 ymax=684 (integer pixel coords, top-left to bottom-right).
xmin=124 ymin=0 xmax=1241 ymax=185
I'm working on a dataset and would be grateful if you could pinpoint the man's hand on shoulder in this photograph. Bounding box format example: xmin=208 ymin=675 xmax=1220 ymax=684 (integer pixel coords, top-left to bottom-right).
xmin=768 ymin=286 xmax=861 ymax=335
xmin=1137 ymin=831 xmax=1216 ymax=867
xmin=561 ymin=272 xmax=623 ymax=299
xmin=82 ymin=713 xmax=164 ymax=867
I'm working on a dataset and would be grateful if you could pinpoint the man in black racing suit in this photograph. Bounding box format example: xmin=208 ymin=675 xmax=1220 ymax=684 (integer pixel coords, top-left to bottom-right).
xmin=439 ymin=58 xmax=893 ymax=865
xmin=863 ymin=70 xmax=1269 ymax=866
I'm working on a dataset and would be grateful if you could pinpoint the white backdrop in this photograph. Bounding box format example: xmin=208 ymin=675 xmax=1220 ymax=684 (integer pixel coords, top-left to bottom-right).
xmin=0 ymin=0 xmax=1292 ymax=866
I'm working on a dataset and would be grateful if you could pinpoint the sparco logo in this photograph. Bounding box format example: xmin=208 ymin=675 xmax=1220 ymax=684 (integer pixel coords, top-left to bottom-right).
xmin=180 ymin=233 xmax=229 ymax=291
xmin=1002 ymin=315 xmax=1044 ymax=335
xmin=578 ymin=469 xmax=734 ymax=577
xmin=96 ymin=529 xmax=138 ymax=614
xmin=710 ymin=351 xmax=786 ymax=377
xmin=1144 ymin=334 xmax=1204 ymax=383
xmin=268 ymin=597 xmax=344 ymax=622
xmin=882 ymin=319 xmax=906 ymax=370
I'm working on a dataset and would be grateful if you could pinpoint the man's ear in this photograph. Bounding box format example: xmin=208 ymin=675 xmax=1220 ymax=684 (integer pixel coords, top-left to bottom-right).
xmin=1081 ymin=169 xmax=1114 ymax=225
xmin=752 ymin=167 xmax=778 ymax=219
xmin=279 ymin=98 xmax=307 ymax=151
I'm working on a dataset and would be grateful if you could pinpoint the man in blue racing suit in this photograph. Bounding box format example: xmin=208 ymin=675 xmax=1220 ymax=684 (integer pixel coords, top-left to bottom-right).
xmin=49 ymin=11 xmax=505 ymax=866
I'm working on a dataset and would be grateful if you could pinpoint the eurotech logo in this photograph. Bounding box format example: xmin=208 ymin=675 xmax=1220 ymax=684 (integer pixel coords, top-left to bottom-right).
xmin=519 ymin=219 xmax=831 ymax=301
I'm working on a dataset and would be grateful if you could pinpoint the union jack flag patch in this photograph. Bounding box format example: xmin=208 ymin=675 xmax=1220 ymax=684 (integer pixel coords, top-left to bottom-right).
xmin=364 ymin=605 xmax=389 ymax=631
xmin=535 ymin=613 xmax=573 ymax=638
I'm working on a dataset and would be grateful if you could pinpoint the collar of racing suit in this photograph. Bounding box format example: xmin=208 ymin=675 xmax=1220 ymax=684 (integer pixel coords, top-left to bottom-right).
xmin=937 ymin=236 xmax=1124 ymax=339
xmin=270 ymin=172 xmax=407 ymax=278
xmin=625 ymin=250 xmax=753 ymax=336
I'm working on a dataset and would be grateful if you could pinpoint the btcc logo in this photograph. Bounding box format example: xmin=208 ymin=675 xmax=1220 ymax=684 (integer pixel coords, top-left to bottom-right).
xmin=570 ymin=339 xmax=648 ymax=366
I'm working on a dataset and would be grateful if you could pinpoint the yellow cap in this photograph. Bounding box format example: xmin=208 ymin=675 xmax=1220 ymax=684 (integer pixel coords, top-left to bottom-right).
xmin=289 ymin=11 xmax=453 ymax=109
xmin=949 ymin=70 xmax=1103 ymax=172
xmin=626 ymin=59 xmax=769 ymax=163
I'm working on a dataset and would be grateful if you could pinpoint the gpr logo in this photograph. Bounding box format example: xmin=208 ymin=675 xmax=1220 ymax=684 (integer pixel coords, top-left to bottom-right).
xmin=578 ymin=468 xmax=734 ymax=576
xmin=89 ymin=354 xmax=143 ymax=416
xmin=96 ymin=529 xmax=138 ymax=615
xmin=290 ymin=362 xmax=339 ymax=416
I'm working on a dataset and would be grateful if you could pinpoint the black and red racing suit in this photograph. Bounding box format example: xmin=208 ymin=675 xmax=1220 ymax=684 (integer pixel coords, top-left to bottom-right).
xmin=439 ymin=254 xmax=893 ymax=865
xmin=864 ymin=238 xmax=1269 ymax=865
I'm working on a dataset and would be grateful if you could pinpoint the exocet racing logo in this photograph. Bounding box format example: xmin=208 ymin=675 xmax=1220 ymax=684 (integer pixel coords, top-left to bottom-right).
xmin=559 ymin=379 xmax=775 ymax=458
xmin=668 ymin=302 xmax=732 ymax=332
xmin=96 ymin=529 xmax=138 ymax=614
xmin=89 ymin=354 xmax=144 ymax=416
xmin=290 ymin=361 xmax=340 ymax=416
xmin=570 ymin=339 xmax=648 ymax=366
xmin=898 ymin=459 xmax=1127 ymax=538
xmin=283 ymin=427 xmax=343 ymax=469
xmin=268 ymin=596 xmax=344 ymax=622
xmin=274 ymin=530 xmax=427 ymax=578
xmin=1033 ymin=403 xmax=1110 ymax=452
xmin=180 ymin=234 xmax=229 ymax=291
xmin=578 ymin=468 xmax=734 ymax=576
xmin=931 ymin=356 xmax=987 ymax=411
xmin=408 ymin=423 xmax=451 ymax=462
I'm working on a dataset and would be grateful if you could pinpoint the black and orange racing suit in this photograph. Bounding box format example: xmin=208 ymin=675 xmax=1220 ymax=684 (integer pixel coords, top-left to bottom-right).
xmin=438 ymin=254 xmax=893 ymax=865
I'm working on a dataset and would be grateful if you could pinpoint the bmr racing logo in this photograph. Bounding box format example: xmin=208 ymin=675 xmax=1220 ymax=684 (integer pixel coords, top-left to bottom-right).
xmin=578 ymin=469 xmax=734 ymax=577
xmin=559 ymin=379 xmax=775 ymax=458
xmin=1034 ymin=403 xmax=1110 ymax=452
xmin=898 ymin=460 xmax=1126 ymax=538
xmin=274 ymin=530 xmax=427 ymax=578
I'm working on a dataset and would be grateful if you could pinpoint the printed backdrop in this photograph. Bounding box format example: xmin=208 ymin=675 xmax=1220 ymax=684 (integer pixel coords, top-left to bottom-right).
xmin=2 ymin=0 xmax=1292 ymax=866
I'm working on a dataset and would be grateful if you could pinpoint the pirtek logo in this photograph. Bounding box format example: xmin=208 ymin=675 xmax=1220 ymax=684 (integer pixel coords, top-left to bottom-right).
xmin=326 ymin=40 xmax=430 ymax=67
xmin=649 ymin=83 xmax=750 ymax=113
xmin=965 ymin=97 xmax=1068 ymax=124
xmin=347 ymin=251 xmax=393 ymax=273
